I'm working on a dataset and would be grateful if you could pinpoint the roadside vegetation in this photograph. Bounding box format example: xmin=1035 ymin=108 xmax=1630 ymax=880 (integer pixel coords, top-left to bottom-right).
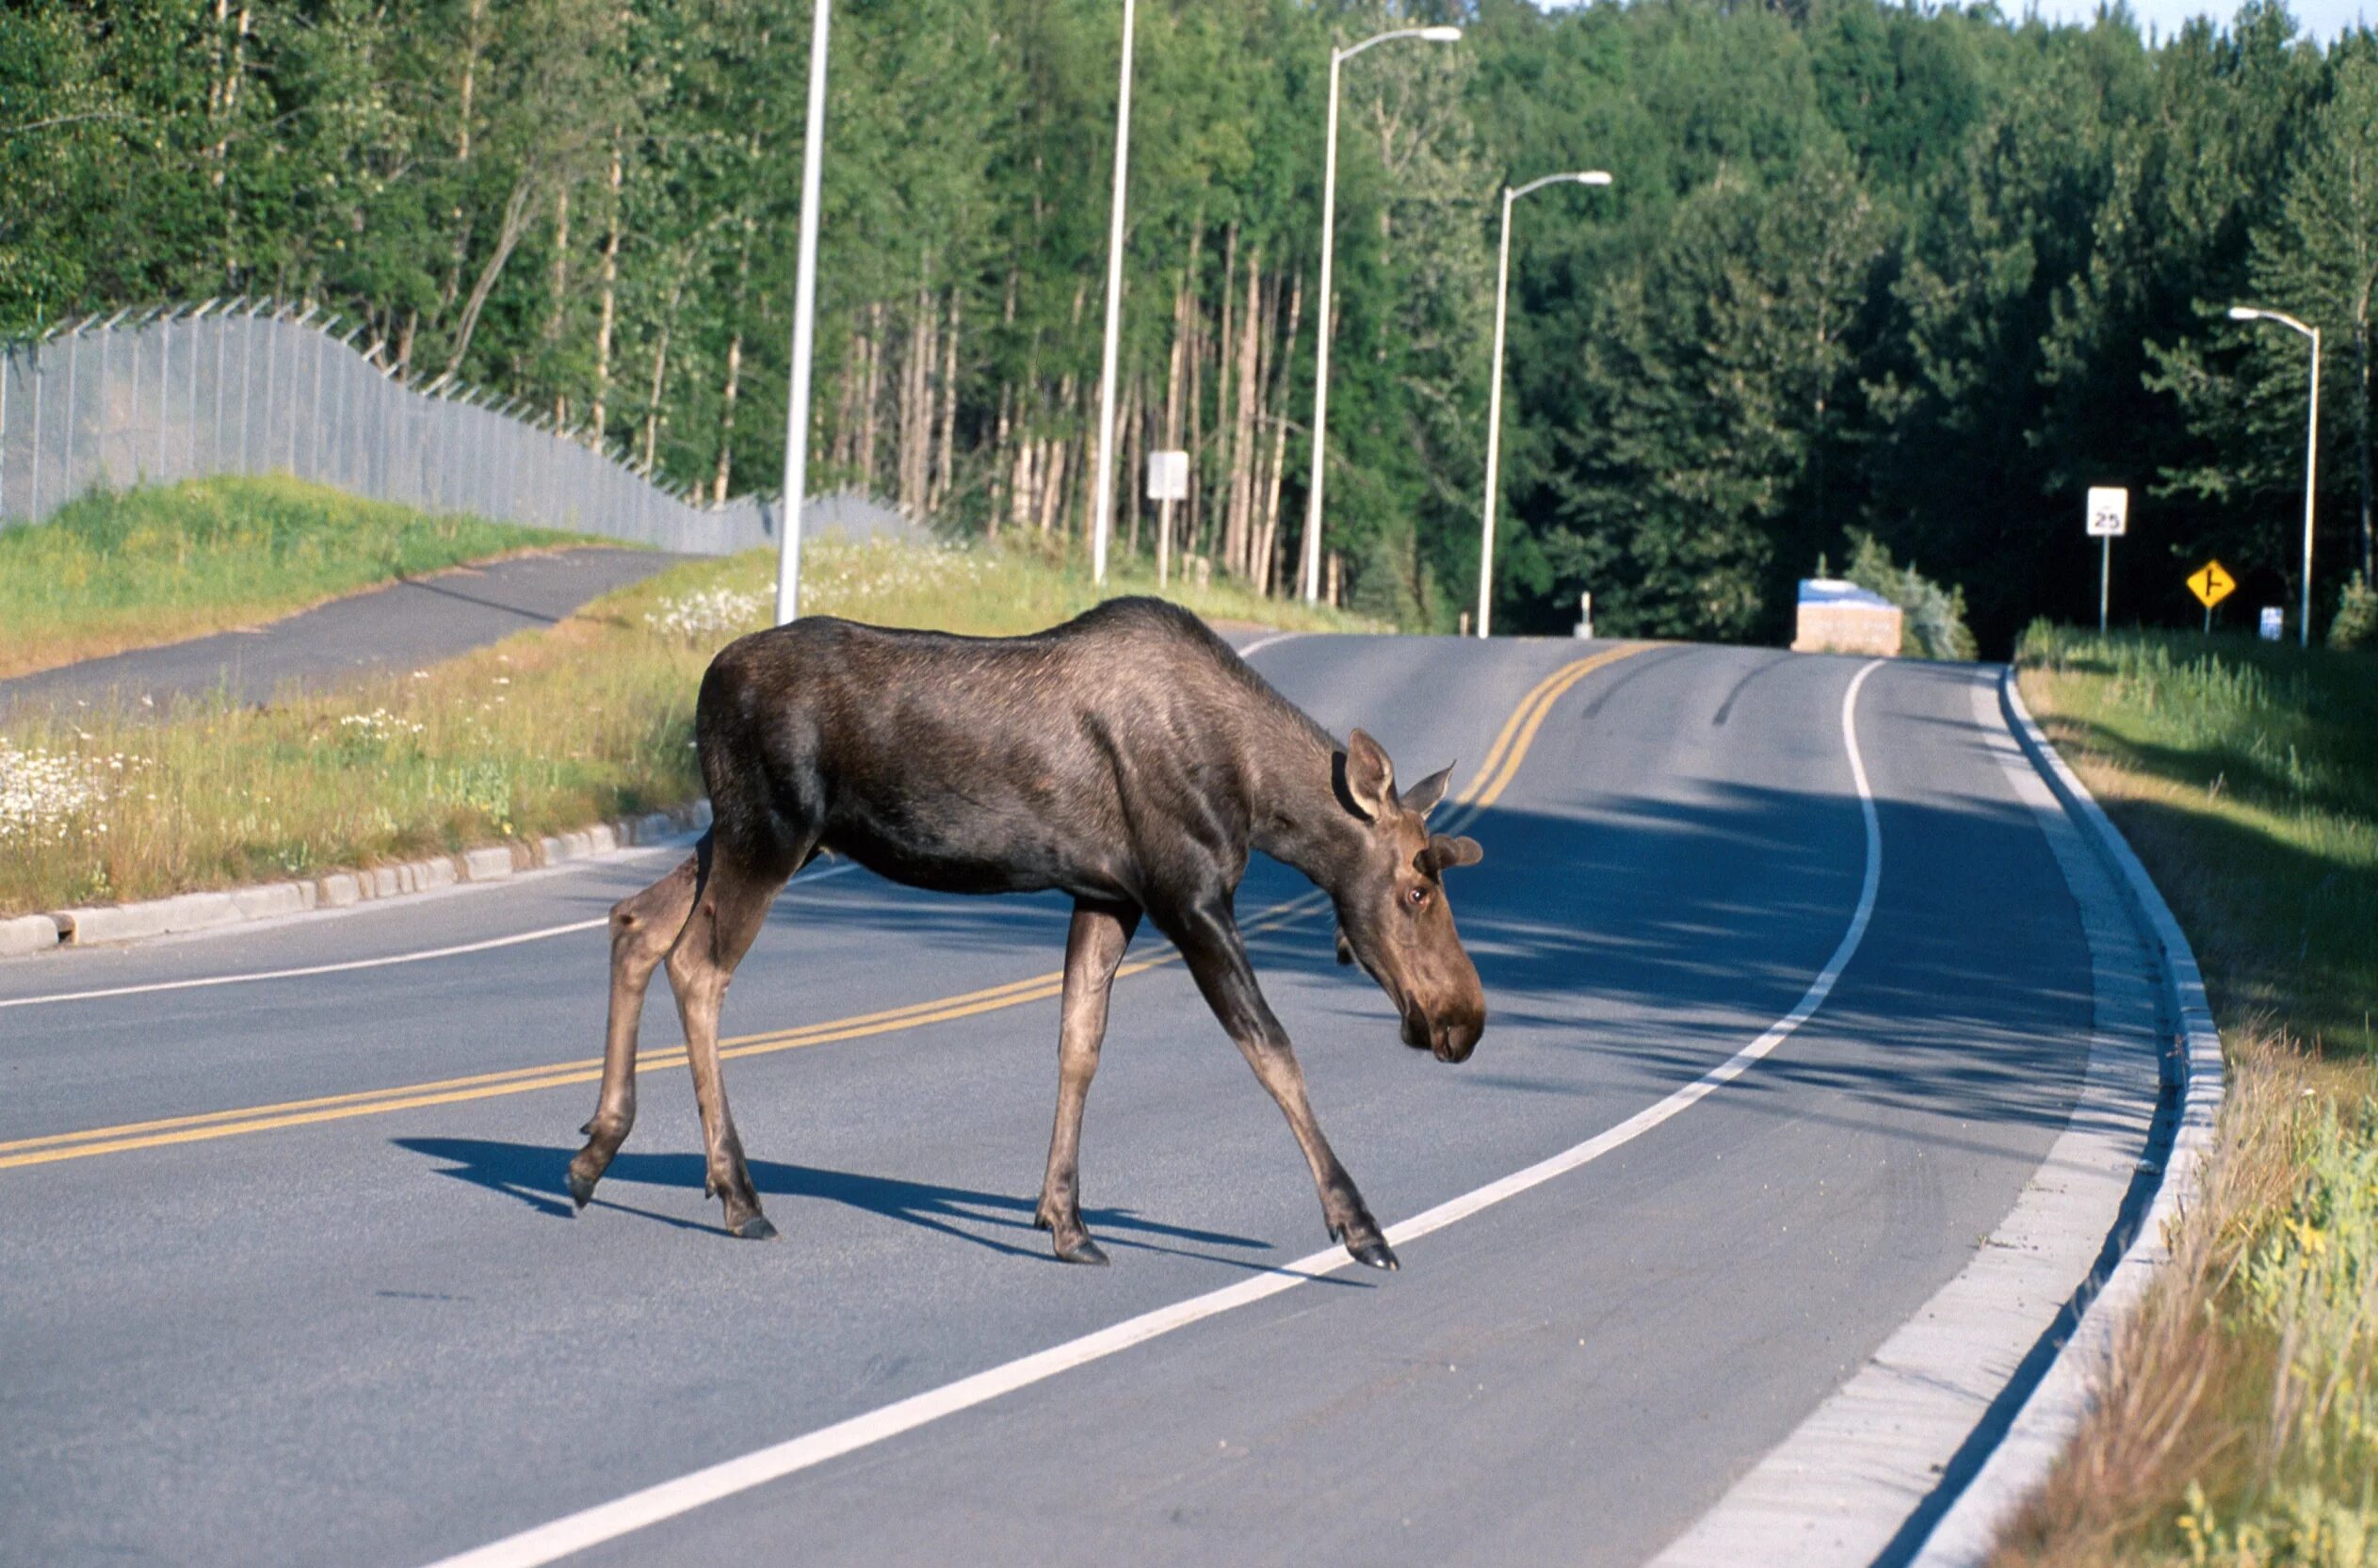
xmin=0 ymin=476 xmax=582 ymax=679
xmin=1995 ymin=625 xmax=2376 ymax=1568
xmin=0 ymin=531 xmax=1368 ymax=917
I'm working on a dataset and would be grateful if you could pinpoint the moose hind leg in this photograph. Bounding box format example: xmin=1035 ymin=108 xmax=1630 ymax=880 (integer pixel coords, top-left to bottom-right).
xmin=1035 ymin=898 xmax=1140 ymax=1265
xmin=1170 ymin=898 xmax=1398 ymax=1270
xmin=569 ymin=851 xmax=701 ymax=1210
xmin=665 ymin=843 xmax=794 ymax=1239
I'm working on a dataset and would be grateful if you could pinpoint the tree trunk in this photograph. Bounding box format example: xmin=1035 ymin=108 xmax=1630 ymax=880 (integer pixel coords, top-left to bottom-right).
xmin=991 ymin=379 xmax=1012 ymax=539
xmin=544 ymin=185 xmax=571 ymax=422
xmin=1123 ymin=372 xmax=1142 ymax=558
xmin=860 ymin=299 xmax=884 ymax=492
xmin=1256 ymin=269 xmax=1303 ymax=598
xmin=640 ymin=269 xmax=683 ymax=474
xmin=441 ymin=0 xmax=490 ymax=313
xmin=1217 ymin=223 xmax=1239 ymax=575
xmin=933 ymin=287 xmax=960 ymax=515
xmin=442 ymin=169 xmax=539 ymax=386
xmin=1162 ymin=270 xmax=1189 ymax=588
xmin=1229 ymin=250 xmax=1262 ymax=577
xmin=711 ymin=216 xmax=755 ymax=502
xmin=2357 ymin=311 xmax=2373 ymax=586
xmin=590 ymin=135 xmax=624 ymax=446
xmin=1185 ymin=224 xmax=1205 ymax=562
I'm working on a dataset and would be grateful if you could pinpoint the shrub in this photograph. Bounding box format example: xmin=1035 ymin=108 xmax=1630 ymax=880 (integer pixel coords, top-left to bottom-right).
xmin=2329 ymin=572 xmax=2376 ymax=652
xmin=1846 ymin=532 xmax=1979 ymax=661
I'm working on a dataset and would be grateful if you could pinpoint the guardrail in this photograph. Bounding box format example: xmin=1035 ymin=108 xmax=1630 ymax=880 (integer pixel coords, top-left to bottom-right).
xmin=0 ymin=300 xmax=782 ymax=555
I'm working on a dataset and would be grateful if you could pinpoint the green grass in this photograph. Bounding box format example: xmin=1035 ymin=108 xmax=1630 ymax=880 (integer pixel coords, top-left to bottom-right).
xmin=0 ymin=475 xmax=585 ymax=678
xmin=0 ymin=533 xmax=1374 ymax=916
xmin=1994 ymin=624 xmax=2378 ymax=1568
xmin=2015 ymin=623 xmax=2377 ymax=1057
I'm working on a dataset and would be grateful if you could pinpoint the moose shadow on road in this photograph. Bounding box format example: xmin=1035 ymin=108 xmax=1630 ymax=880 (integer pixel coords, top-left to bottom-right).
xmin=393 ymin=1135 xmax=1280 ymax=1269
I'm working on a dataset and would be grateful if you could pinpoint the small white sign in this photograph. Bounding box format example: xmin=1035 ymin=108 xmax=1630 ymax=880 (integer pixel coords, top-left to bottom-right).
xmin=2259 ymin=606 xmax=2285 ymax=641
xmin=2086 ymin=486 xmax=2128 ymax=537
xmin=1146 ymin=450 xmax=1189 ymax=502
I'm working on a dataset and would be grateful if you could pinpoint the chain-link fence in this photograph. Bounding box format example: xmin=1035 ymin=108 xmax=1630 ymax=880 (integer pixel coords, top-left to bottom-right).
xmin=0 ymin=301 xmax=783 ymax=555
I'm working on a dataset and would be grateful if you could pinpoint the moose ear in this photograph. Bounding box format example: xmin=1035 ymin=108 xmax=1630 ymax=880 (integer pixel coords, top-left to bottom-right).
xmin=1424 ymin=833 xmax=1484 ymax=873
xmin=1400 ymin=765 xmax=1454 ymax=818
xmin=1340 ymin=728 xmax=1398 ymax=820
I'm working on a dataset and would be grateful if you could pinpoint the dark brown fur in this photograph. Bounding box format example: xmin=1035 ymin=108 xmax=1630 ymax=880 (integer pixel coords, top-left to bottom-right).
xmin=567 ymin=597 xmax=1484 ymax=1268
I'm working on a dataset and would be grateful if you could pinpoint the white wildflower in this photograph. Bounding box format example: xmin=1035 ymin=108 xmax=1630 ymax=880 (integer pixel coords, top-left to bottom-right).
xmin=645 ymin=587 xmax=769 ymax=640
xmin=0 ymin=738 xmax=129 ymax=844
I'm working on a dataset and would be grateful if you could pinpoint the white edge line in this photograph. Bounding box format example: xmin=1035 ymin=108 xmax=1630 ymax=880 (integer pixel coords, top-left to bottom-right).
xmin=1234 ymin=629 xmax=1306 ymax=659
xmin=1907 ymin=667 xmax=2225 ymax=1563
xmin=420 ymin=658 xmax=1888 ymax=1568
xmin=0 ymin=863 xmax=863 ymax=1010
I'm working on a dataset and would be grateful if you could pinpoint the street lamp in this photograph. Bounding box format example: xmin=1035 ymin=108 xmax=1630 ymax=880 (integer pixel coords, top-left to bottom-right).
xmin=1477 ymin=170 xmax=1611 ymax=639
xmin=775 ymin=0 xmax=833 ymax=624
xmin=1299 ymin=24 xmax=1464 ymax=605
xmin=2229 ymin=304 xmax=2321 ymax=648
xmin=1088 ymin=0 xmax=1137 ymax=587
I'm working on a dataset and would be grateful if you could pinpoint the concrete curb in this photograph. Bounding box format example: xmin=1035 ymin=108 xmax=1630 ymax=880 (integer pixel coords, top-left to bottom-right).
xmin=19 ymin=800 xmax=712 ymax=953
xmin=1907 ymin=670 xmax=2225 ymax=1560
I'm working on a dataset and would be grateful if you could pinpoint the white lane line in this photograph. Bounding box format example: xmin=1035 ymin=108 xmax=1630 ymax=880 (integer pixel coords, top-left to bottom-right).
xmin=423 ymin=657 xmax=1887 ymax=1568
xmin=0 ymin=863 xmax=863 ymax=1011
xmin=1234 ymin=629 xmax=1306 ymax=659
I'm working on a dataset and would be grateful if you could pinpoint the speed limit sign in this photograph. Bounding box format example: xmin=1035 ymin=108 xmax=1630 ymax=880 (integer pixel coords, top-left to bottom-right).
xmin=2086 ymin=487 xmax=2128 ymax=537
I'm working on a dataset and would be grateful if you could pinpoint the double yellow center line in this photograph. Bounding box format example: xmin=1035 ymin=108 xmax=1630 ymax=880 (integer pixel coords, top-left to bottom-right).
xmin=0 ymin=641 xmax=1647 ymax=1173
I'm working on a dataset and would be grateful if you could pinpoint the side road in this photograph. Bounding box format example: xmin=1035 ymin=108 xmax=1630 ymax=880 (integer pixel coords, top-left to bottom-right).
xmin=0 ymin=546 xmax=685 ymax=719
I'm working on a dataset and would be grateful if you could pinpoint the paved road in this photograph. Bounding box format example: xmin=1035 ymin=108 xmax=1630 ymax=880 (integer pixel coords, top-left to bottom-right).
xmin=0 ymin=635 xmax=2112 ymax=1567
xmin=0 ymin=547 xmax=687 ymax=718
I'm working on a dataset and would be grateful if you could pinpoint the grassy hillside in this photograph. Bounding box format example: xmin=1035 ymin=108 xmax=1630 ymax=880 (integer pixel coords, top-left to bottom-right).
xmin=0 ymin=532 xmax=1371 ymax=915
xmin=1996 ymin=625 xmax=2376 ymax=1568
xmin=0 ymin=476 xmax=584 ymax=678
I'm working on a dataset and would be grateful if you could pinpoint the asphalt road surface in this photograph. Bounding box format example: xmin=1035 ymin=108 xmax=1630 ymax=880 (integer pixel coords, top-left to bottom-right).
xmin=0 ymin=547 xmax=686 ymax=718
xmin=0 ymin=634 xmax=2104 ymax=1567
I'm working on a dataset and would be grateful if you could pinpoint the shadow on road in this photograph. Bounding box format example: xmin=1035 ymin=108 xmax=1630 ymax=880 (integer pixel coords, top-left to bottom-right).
xmin=393 ymin=1135 xmax=1277 ymax=1267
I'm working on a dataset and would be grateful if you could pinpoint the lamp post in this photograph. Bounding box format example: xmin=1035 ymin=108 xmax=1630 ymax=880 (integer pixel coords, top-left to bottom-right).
xmin=1088 ymin=0 xmax=1137 ymax=587
xmin=2229 ymin=304 xmax=2321 ymax=647
xmin=1478 ymin=170 xmax=1610 ymax=639
xmin=1299 ymin=24 xmax=1463 ymax=605
xmin=774 ymin=0 xmax=833 ymax=625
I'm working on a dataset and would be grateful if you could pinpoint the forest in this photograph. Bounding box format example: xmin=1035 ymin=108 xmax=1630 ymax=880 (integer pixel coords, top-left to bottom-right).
xmin=4 ymin=0 xmax=2373 ymax=651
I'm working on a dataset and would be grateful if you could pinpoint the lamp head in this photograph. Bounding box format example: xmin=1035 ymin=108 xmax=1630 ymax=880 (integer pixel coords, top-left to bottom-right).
xmin=1419 ymin=25 xmax=1464 ymax=41
xmin=1579 ymin=170 xmax=1614 ymax=186
xmin=2228 ymin=306 xmax=2260 ymax=321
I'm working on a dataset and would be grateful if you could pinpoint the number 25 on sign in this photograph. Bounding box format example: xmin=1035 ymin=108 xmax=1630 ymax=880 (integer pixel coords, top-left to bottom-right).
xmin=2189 ymin=558 xmax=2236 ymax=632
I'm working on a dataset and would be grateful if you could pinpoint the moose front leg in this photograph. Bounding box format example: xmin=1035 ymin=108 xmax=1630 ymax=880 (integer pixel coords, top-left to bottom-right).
xmin=1170 ymin=898 xmax=1398 ymax=1270
xmin=1035 ymin=898 xmax=1140 ymax=1265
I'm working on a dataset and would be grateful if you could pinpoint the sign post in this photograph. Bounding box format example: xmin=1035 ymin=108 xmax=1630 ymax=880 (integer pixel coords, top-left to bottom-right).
xmin=2086 ymin=486 xmax=2128 ymax=635
xmin=1147 ymin=449 xmax=1188 ymax=590
xmin=2186 ymin=558 xmax=2236 ymax=634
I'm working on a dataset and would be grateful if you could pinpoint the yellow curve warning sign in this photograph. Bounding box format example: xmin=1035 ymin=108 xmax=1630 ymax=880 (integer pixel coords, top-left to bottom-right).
xmin=2188 ymin=559 xmax=2237 ymax=609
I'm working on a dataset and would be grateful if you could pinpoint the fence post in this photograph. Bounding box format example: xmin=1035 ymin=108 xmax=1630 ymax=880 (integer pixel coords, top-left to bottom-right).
xmin=62 ymin=327 xmax=82 ymax=510
xmin=26 ymin=340 xmax=42 ymax=520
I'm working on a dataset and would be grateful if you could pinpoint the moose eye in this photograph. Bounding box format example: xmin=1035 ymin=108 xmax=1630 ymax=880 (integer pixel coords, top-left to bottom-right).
xmin=1405 ymin=884 xmax=1432 ymax=908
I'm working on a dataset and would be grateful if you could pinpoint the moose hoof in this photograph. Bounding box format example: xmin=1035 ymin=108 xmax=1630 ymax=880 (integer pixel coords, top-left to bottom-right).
xmin=1052 ymin=1236 xmax=1110 ymax=1267
xmin=566 ymin=1167 xmax=597 ymax=1210
xmin=1346 ymin=1236 xmax=1399 ymax=1270
xmin=730 ymin=1214 xmax=780 ymax=1241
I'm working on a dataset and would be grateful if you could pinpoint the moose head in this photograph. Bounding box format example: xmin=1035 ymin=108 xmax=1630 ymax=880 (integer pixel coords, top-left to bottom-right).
xmin=1330 ymin=729 xmax=1487 ymax=1063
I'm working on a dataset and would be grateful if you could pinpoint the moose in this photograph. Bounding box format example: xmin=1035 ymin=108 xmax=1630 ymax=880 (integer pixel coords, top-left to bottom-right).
xmin=566 ymin=596 xmax=1486 ymax=1269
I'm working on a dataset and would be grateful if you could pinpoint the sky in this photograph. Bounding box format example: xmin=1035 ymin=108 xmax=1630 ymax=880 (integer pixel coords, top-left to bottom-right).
xmin=1542 ymin=0 xmax=2370 ymax=43
xmin=2021 ymin=0 xmax=2370 ymax=40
